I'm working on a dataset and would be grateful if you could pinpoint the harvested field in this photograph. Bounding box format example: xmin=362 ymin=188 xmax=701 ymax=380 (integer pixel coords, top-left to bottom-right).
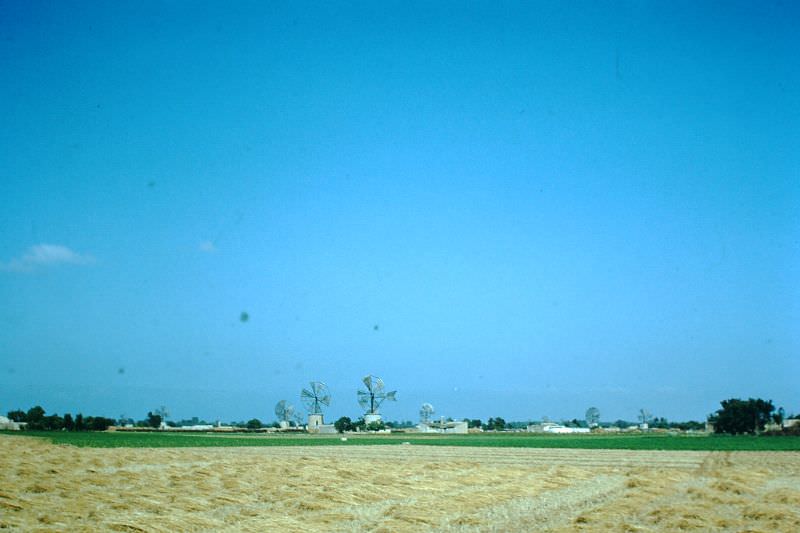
xmin=1 ymin=435 xmax=799 ymax=532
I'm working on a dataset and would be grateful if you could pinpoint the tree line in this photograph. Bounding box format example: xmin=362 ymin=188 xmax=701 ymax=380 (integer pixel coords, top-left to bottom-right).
xmin=710 ymin=398 xmax=795 ymax=435
xmin=5 ymin=398 xmax=794 ymax=435
xmin=6 ymin=406 xmax=116 ymax=431
xmin=5 ymin=406 xmax=174 ymax=431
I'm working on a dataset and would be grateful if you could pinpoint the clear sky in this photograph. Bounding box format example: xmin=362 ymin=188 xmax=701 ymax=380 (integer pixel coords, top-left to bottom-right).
xmin=1 ymin=1 xmax=798 ymax=424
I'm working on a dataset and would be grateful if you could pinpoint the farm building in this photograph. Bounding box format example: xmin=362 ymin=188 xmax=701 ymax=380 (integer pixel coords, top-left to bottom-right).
xmin=417 ymin=420 xmax=468 ymax=434
xmin=527 ymin=422 xmax=590 ymax=434
xmin=306 ymin=414 xmax=337 ymax=434
xmin=0 ymin=415 xmax=24 ymax=430
xmin=766 ymin=418 xmax=799 ymax=432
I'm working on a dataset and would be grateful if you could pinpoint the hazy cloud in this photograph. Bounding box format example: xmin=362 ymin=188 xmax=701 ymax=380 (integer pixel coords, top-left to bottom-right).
xmin=199 ymin=240 xmax=217 ymax=253
xmin=1 ymin=244 xmax=94 ymax=272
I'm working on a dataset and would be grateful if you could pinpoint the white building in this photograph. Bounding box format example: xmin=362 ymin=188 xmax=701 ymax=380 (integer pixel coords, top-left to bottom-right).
xmin=418 ymin=420 xmax=468 ymax=434
xmin=0 ymin=415 xmax=24 ymax=430
xmin=527 ymin=422 xmax=590 ymax=434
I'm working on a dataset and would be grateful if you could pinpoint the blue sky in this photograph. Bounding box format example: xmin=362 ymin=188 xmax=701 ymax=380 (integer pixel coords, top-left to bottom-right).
xmin=1 ymin=1 xmax=798 ymax=424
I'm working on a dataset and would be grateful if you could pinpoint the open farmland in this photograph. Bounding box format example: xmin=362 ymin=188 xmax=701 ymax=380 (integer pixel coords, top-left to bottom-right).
xmin=8 ymin=430 xmax=800 ymax=451
xmin=2 ymin=434 xmax=799 ymax=532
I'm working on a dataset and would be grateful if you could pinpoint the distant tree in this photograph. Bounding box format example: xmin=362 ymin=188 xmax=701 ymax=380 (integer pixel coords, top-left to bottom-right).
xmin=246 ymin=419 xmax=263 ymax=430
xmin=64 ymin=413 xmax=75 ymax=431
xmin=333 ymin=416 xmax=353 ymax=433
xmin=486 ymin=417 xmax=507 ymax=431
xmin=366 ymin=420 xmax=385 ymax=431
xmin=613 ymin=419 xmax=629 ymax=429
xmin=467 ymin=419 xmax=482 ymax=429
xmin=146 ymin=411 xmax=163 ymax=429
xmin=711 ymin=398 xmax=775 ymax=435
xmin=671 ymin=420 xmax=704 ymax=431
xmin=651 ymin=417 xmax=669 ymax=429
xmin=75 ymin=413 xmax=85 ymax=431
xmin=43 ymin=414 xmax=65 ymax=431
xmin=24 ymin=406 xmax=46 ymax=430
xmin=7 ymin=409 xmax=26 ymax=423
xmin=773 ymin=407 xmax=786 ymax=428
xmin=86 ymin=416 xmax=114 ymax=431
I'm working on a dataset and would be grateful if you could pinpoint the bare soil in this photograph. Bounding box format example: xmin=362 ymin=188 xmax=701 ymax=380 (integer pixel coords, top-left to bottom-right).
xmin=1 ymin=435 xmax=799 ymax=532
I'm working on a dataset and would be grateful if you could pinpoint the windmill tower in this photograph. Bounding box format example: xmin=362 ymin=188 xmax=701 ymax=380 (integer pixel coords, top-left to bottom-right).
xmin=638 ymin=409 xmax=652 ymax=430
xmin=585 ymin=407 xmax=600 ymax=429
xmin=419 ymin=403 xmax=434 ymax=424
xmin=357 ymin=375 xmax=397 ymax=424
xmin=274 ymin=400 xmax=295 ymax=430
xmin=156 ymin=406 xmax=169 ymax=430
xmin=301 ymin=382 xmax=331 ymax=432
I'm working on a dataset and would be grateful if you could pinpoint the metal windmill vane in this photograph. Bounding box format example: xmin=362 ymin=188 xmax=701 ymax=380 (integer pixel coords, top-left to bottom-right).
xmin=155 ymin=406 xmax=169 ymax=421
xmin=301 ymin=382 xmax=331 ymax=415
xmin=357 ymin=375 xmax=397 ymax=415
xmin=420 ymin=403 xmax=434 ymax=423
xmin=274 ymin=400 xmax=295 ymax=423
xmin=585 ymin=407 xmax=600 ymax=428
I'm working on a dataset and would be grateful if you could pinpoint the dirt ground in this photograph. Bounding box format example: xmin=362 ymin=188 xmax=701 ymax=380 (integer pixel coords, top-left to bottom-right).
xmin=1 ymin=435 xmax=799 ymax=532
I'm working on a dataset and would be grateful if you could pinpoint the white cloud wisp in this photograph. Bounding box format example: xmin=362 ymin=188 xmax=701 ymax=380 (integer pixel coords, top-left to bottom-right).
xmin=1 ymin=244 xmax=95 ymax=272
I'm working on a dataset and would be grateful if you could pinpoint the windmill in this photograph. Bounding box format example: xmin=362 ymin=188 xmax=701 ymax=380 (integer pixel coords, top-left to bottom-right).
xmin=155 ymin=406 xmax=169 ymax=429
xmin=301 ymin=381 xmax=331 ymax=430
xmin=638 ymin=409 xmax=652 ymax=430
xmin=357 ymin=375 xmax=397 ymax=424
xmin=585 ymin=407 xmax=600 ymax=428
xmin=419 ymin=403 xmax=434 ymax=424
xmin=274 ymin=400 xmax=295 ymax=429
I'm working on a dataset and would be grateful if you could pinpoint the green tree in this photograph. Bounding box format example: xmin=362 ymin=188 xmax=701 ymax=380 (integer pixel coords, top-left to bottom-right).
xmin=87 ymin=416 xmax=114 ymax=431
xmin=468 ymin=419 xmax=482 ymax=429
xmin=26 ymin=406 xmax=46 ymax=430
xmin=64 ymin=413 xmax=75 ymax=431
xmin=7 ymin=409 xmax=26 ymax=423
xmin=672 ymin=420 xmax=704 ymax=431
xmin=366 ymin=420 xmax=385 ymax=431
xmin=651 ymin=417 xmax=669 ymax=429
xmin=246 ymin=419 xmax=263 ymax=429
xmin=43 ymin=414 xmax=65 ymax=431
xmin=487 ymin=417 xmax=507 ymax=431
xmin=75 ymin=413 xmax=85 ymax=431
xmin=710 ymin=398 xmax=775 ymax=435
xmin=334 ymin=416 xmax=353 ymax=433
xmin=773 ymin=407 xmax=786 ymax=428
xmin=146 ymin=411 xmax=162 ymax=429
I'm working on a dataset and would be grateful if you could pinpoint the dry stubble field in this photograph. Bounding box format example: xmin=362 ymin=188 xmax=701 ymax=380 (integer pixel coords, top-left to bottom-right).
xmin=1 ymin=434 xmax=799 ymax=532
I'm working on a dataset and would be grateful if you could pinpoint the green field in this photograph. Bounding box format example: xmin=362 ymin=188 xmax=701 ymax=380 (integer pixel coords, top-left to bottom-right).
xmin=4 ymin=430 xmax=800 ymax=451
